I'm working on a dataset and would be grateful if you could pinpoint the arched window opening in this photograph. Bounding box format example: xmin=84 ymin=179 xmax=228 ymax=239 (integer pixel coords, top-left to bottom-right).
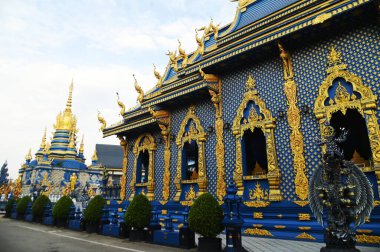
xmin=330 ymin=109 xmax=372 ymax=167
xmin=242 ymin=129 xmax=268 ymax=176
xmin=183 ymin=141 xmax=199 ymax=180
xmin=137 ymin=150 xmax=149 ymax=183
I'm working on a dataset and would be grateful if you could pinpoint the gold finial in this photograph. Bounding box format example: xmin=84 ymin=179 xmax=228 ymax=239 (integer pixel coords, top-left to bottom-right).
xmin=195 ymin=29 xmax=205 ymax=55
xmin=68 ymin=132 xmax=75 ymax=148
xmin=327 ymin=47 xmax=342 ymax=67
xmin=97 ymin=110 xmax=107 ymax=131
xmin=92 ymin=149 xmax=98 ymax=161
xmin=133 ymin=74 xmax=144 ymax=103
xmin=66 ymin=79 xmax=74 ymax=111
xmin=40 ymin=128 xmax=47 ymax=149
xmin=25 ymin=148 xmax=32 ymax=161
xmin=246 ymin=74 xmax=256 ymax=91
xmin=79 ymin=135 xmax=84 ymax=154
xmin=153 ymin=64 xmax=163 ymax=87
xmin=116 ymin=92 xmax=126 ymax=116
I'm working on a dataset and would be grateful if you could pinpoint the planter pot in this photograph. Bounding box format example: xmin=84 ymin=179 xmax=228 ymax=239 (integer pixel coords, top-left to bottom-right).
xmin=34 ymin=216 xmax=43 ymax=223
xmin=86 ymin=223 xmax=100 ymax=233
xmin=198 ymin=237 xmax=222 ymax=252
xmin=129 ymin=229 xmax=147 ymax=242
xmin=119 ymin=223 xmax=130 ymax=238
xmin=56 ymin=219 xmax=68 ymax=228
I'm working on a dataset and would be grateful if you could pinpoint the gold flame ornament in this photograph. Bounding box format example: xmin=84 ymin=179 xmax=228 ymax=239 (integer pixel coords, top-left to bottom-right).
xmin=97 ymin=110 xmax=107 ymax=131
xmin=153 ymin=64 xmax=163 ymax=87
xmin=133 ymin=74 xmax=144 ymax=103
xmin=116 ymin=92 xmax=126 ymax=116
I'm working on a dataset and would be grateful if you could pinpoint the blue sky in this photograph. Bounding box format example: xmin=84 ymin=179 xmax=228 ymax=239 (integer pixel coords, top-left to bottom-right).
xmin=0 ymin=0 xmax=237 ymax=178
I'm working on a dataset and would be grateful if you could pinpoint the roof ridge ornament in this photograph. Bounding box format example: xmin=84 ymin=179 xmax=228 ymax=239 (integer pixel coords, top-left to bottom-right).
xmin=230 ymin=0 xmax=255 ymax=10
xmin=153 ymin=64 xmax=163 ymax=87
xmin=133 ymin=74 xmax=144 ymax=103
xmin=97 ymin=110 xmax=107 ymax=131
xmin=195 ymin=29 xmax=205 ymax=56
xmin=166 ymin=50 xmax=178 ymax=72
xmin=116 ymin=92 xmax=126 ymax=116
xmin=178 ymin=39 xmax=188 ymax=68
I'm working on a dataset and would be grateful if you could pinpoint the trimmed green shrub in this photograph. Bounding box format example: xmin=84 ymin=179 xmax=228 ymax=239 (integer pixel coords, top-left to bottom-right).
xmin=188 ymin=193 xmax=224 ymax=238
xmin=16 ymin=196 xmax=32 ymax=215
xmin=32 ymin=195 xmax=51 ymax=219
xmin=83 ymin=195 xmax=106 ymax=224
xmin=5 ymin=198 xmax=16 ymax=217
xmin=124 ymin=194 xmax=152 ymax=230
xmin=52 ymin=196 xmax=73 ymax=221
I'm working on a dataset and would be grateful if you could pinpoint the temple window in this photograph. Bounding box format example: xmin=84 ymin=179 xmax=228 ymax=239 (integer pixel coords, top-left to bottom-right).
xmin=330 ymin=109 xmax=372 ymax=167
xmin=183 ymin=140 xmax=199 ymax=180
xmin=137 ymin=150 xmax=149 ymax=183
xmin=232 ymin=74 xmax=281 ymax=201
xmin=174 ymin=105 xmax=207 ymax=201
xmin=314 ymin=47 xmax=380 ymax=196
xmin=129 ymin=134 xmax=156 ymax=201
xmin=242 ymin=128 xmax=268 ymax=176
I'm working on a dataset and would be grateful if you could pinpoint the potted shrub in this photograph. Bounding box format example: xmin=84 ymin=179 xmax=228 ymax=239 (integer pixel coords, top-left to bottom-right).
xmin=52 ymin=196 xmax=73 ymax=227
xmin=124 ymin=194 xmax=152 ymax=241
xmin=32 ymin=195 xmax=51 ymax=223
xmin=188 ymin=193 xmax=224 ymax=252
xmin=83 ymin=195 xmax=106 ymax=233
xmin=5 ymin=198 xmax=16 ymax=218
xmin=16 ymin=196 xmax=32 ymax=220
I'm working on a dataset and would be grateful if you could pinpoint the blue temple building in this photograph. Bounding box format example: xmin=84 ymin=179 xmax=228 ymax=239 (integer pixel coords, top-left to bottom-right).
xmin=19 ymin=82 xmax=104 ymax=202
xmin=99 ymin=0 xmax=380 ymax=245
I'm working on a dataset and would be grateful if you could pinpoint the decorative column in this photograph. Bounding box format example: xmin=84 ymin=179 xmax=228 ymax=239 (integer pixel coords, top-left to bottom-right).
xmin=118 ymin=135 xmax=128 ymax=201
xmin=278 ymin=43 xmax=309 ymax=203
xmin=208 ymin=77 xmax=226 ymax=201
xmin=148 ymin=108 xmax=171 ymax=201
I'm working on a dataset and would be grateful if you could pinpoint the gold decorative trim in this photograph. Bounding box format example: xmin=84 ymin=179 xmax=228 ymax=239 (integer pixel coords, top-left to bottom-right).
xmin=175 ymin=105 xmax=207 ymax=201
xmin=356 ymin=234 xmax=380 ymax=244
xmin=374 ymin=200 xmax=380 ymax=207
xmin=129 ymin=133 xmax=156 ymax=201
xmin=298 ymin=213 xmax=311 ymax=221
xmin=253 ymin=212 xmax=263 ymax=219
xmin=314 ymin=47 xmax=380 ymax=196
xmin=252 ymin=224 xmax=263 ymax=228
xmin=278 ymin=43 xmax=308 ymax=201
xmin=243 ymin=201 xmax=271 ymax=208
xmin=357 ymin=230 xmax=373 ymax=234
xmin=159 ymin=201 xmax=168 ymax=205
xmin=294 ymin=200 xmax=309 ymax=207
xmin=312 ymin=12 xmax=332 ymax=25
xmin=274 ymin=225 xmax=286 ymax=229
xmin=296 ymin=232 xmax=316 ymax=240
xmin=244 ymin=228 xmax=273 ymax=237
xmin=180 ymin=201 xmax=194 ymax=206
xmin=118 ymin=136 xmax=128 ymax=200
xmin=232 ymin=75 xmax=281 ymax=200
xmin=208 ymin=77 xmax=226 ymax=201
xmin=298 ymin=227 xmax=311 ymax=231
xmin=149 ymin=108 xmax=172 ymax=201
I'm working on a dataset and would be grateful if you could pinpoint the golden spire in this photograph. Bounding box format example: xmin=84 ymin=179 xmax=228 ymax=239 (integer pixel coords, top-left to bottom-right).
xmin=40 ymin=128 xmax=47 ymax=149
xmin=133 ymin=74 xmax=144 ymax=103
xmin=65 ymin=79 xmax=74 ymax=112
xmin=92 ymin=149 xmax=98 ymax=162
xmin=97 ymin=110 xmax=107 ymax=131
xmin=116 ymin=92 xmax=126 ymax=116
xmin=45 ymin=142 xmax=51 ymax=154
xmin=79 ymin=135 xmax=84 ymax=154
xmin=153 ymin=64 xmax=163 ymax=87
xmin=25 ymin=148 xmax=32 ymax=161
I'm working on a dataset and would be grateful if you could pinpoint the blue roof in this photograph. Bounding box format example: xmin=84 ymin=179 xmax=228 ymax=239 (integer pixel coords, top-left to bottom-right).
xmin=229 ymin=0 xmax=299 ymax=33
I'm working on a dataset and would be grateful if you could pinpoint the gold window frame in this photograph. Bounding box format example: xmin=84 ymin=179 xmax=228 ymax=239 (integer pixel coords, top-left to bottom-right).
xmin=232 ymin=75 xmax=282 ymax=201
xmin=129 ymin=133 xmax=156 ymax=201
xmin=314 ymin=47 xmax=380 ymax=196
xmin=174 ymin=105 xmax=207 ymax=201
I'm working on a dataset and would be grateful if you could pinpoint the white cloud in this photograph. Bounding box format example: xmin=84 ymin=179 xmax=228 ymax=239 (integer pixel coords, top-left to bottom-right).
xmin=0 ymin=0 xmax=238 ymax=179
